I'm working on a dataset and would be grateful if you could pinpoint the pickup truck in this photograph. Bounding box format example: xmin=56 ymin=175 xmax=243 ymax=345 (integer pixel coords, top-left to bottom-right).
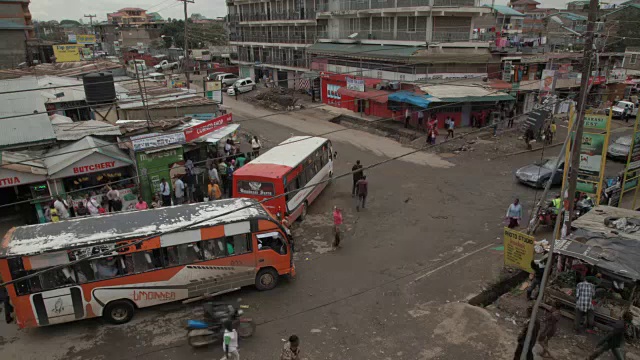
xmin=154 ymin=60 xmax=179 ymax=71
xmin=607 ymin=100 xmax=639 ymax=119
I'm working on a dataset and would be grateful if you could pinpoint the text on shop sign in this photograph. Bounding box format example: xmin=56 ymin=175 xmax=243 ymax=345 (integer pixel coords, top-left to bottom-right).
xmin=73 ymin=161 xmax=116 ymax=174
xmin=0 ymin=177 xmax=20 ymax=186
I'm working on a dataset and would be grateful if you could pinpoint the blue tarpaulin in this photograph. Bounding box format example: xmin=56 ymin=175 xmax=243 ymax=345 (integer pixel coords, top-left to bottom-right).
xmin=387 ymin=91 xmax=433 ymax=108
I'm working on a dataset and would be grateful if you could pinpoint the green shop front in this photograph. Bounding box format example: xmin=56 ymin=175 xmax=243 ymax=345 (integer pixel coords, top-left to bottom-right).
xmin=135 ymin=145 xmax=185 ymax=203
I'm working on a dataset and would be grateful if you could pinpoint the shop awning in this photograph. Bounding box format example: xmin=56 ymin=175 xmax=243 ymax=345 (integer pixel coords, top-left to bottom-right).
xmin=387 ymin=91 xmax=434 ymax=108
xmin=44 ymin=136 xmax=134 ymax=179
xmin=337 ymin=88 xmax=389 ymax=103
xmin=0 ymin=151 xmax=47 ymax=188
xmin=420 ymin=84 xmax=515 ymax=103
xmin=202 ymin=124 xmax=240 ymax=144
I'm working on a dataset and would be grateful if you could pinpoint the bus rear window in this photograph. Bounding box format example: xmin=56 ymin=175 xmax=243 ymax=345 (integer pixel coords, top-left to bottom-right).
xmin=237 ymin=181 xmax=275 ymax=197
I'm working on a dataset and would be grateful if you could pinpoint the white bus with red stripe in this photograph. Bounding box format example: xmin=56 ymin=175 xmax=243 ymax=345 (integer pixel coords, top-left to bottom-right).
xmin=233 ymin=136 xmax=334 ymax=221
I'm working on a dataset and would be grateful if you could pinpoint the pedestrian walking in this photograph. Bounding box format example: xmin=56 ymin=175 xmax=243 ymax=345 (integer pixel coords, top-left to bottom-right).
xmin=445 ymin=117 xmax=455 ymax=139
xmin=135 ymin=196 xmax=148 ymax=210
xmin=224 ymin=139 xmax=232 ymax=157
xmin=160 ymin=178 xmax=172 ymax=207
xmin=355 ymin=175 xmax=368 ymax=211
xmin=332 ymin=206 xmax=343 ymax=248
xmin=526 ymin=259 xmax=545 ymax=300
xmin=220 ymin=320 xmax=240 ymax=360
xmin=251 ymin=136 xmax=262 ymax=157
xmin=49 ymin=202 xmax=60 ymax=222
xmin=508 ymin=108 xmax=515 ymax=128
xmin=234 ymin=85 xmax=239 ymax=100
xmin=209 ymin=163 xmax=220 ymax=184
xmin=624 ymin=105 xmax=630 ymax=123
xmin=106 ymin=185 xmax=120 ymax=212
xmin=513 ymin=305 xmax=540 ymax=360
xmin=226 ymin=160 xmax=236 ymax=198
xmin=351 ymin=160 xmax=364 ymax=197
xmin=219 ymin=160 xmax=228 ymax=196
xmin=417 ymin=110 xmax=424 ymax=131
xmin=575 ymin=276 xmax=596 ymax=333
xmin=174 ymin=176 xmax=185 ymax=205
xmin=236 ymin=152 xmax=247 ymax=168
xmin=53 ymin=196 xmax=69 ymax=219
xmin=66 ymin=195 xmax=76 ymax=218
xmin=85 ymin=194 xmax=99 ymax=215
xmin=208 ymin=179 xmax=222 ymax=200
xmin=505 ymin=198 xmax=522 ymax=228
xmin=471 ymin=113 xmax=478 ymax=128
xmin=404 ymin=107 xmax=411 ymax=128
xmin=538 ymin=302 xmax=560 ymax=358
xmin=550 ymin=120 xmax=557 ymax=143
xmin=280 ymin=335 xmax=301 ymax=360
xmin=587 ymin=312 xmax=632 ymax=360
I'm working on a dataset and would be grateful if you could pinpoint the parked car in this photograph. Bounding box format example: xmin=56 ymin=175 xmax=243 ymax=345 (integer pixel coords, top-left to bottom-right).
xmin=606 ymin=100 xmax=638 ymax=119
xmin=515 ymin=158 xmax=565 ymax=188
xmin=607 ymin=135 xmax=633 ymax=161
xmin=206 ymin=72 xmax=225 ymax=81
xmin=216 ymin=73 xmax=239 ymax=87
xmin=226 ymin=78 xmax=256 ymax=95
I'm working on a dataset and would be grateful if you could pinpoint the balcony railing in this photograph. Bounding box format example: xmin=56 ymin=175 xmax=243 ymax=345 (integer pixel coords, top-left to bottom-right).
xmin=316 ymin=0 xmax=476 ymax=11
xmin=396 ymin=0 xmax=431 ymax=7
xmin=230 ymin=34 xmax=316 ymax=44
xmin=229 ymin=10 xmax=317 ymax=23
xmin=432 ymin=0 xmax=475 ymax=6
xmin=431 ymin=31 xmax=471 ymax=42
xmin=238 ymin=54 xmax=309 ymax=68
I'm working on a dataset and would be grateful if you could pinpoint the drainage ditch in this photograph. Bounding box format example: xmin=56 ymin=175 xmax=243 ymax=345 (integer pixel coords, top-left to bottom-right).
xmin=468 ymin=269 xmax=529 ymax=307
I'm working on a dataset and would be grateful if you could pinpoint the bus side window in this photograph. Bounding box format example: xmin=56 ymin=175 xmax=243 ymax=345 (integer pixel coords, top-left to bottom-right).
xmin=165 ymin=243 xmax=203 ymax=266
xmin=203 ymin=238 xmax=225 ymax=260
xmin=226 ymin=234 xmax=251 ymax=256
xmin=131 ymin=250 xmax=162 ymax=273
xmin=73 ymin=261 xmax=95 ymax=283
xmin=40 ymin=267 xmax=76 ymax=290
xmin=258 ymin=233 xmax=287 ymax=255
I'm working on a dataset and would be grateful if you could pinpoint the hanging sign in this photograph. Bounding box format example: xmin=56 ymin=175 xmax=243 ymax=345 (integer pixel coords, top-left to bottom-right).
xmin=183 ymin=113 xmax=233 ymax=142
xmin=574 ymin=113 xmax=612 ymax=203
xmin=503 ymin=227 xmax=535 ymax=273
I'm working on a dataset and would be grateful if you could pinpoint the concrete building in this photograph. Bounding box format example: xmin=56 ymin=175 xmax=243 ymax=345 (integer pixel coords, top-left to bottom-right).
xmin=107 ymin=7 xmax=154 ymax=25
xmin=228 ymin=0 xmax=492 ymax=89
xmin=0 ymin=0 xmax=34 ymax=69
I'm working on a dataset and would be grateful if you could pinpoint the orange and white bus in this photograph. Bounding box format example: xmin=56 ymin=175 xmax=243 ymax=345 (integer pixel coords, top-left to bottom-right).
xmin=0 ymin=198 xmax=295 ymax=328
xmin=233 ymin=136 xmax=334 ymax=222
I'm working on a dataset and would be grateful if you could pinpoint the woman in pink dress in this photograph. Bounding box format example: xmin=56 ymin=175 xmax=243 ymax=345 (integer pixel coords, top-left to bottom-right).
xmin=332 ymin=206 xmax=343 ymax=248
xmin=135 ymin=196 xmax=148 ymax=210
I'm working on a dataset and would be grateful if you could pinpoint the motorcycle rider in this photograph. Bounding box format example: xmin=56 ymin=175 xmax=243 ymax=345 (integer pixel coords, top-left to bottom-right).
xmin=551 ymin=194 xmax=562 ymax=215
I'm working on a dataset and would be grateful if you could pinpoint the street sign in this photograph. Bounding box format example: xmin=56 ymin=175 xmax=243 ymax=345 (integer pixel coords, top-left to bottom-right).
xmin=503 ymin=228 xmax=535 ymax=273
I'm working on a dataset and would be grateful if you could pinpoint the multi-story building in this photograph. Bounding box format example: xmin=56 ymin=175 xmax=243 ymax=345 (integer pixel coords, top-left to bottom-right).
xmin=509 ymin=0 xmax=555 ymax=38
xmin=107 ymin=7 xmax=154 ymax=25
xmin=228 ymin=0 xmax=492 ymax=88
xmin=0 ymin=0 xmax=34 ymax=68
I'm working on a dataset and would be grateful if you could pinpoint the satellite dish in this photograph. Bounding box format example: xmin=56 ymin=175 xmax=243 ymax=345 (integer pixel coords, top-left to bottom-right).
xmin=348 ymin=33 xmax=359 ymax=39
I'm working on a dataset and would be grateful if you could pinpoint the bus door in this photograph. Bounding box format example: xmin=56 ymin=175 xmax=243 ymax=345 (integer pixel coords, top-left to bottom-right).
xmin=31 ymin=286 xmax=85 ymax=326
xmin=255 ymin=231 xmax=290 ymax=274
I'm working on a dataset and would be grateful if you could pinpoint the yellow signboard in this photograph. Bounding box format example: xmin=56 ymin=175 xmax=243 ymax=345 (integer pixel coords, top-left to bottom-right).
xmin=53 ymin=44 xmax=81 ymax=62
xmin=503 ymin=227 xmax=535 ymax=273
xmin=76 ymin=34 xmax=96 ymax=45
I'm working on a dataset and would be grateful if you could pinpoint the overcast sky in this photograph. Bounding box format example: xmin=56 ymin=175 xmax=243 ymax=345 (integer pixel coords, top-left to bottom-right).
xmin=30 ymin=0 xmax=621 ymax=22
xmin=31 ymin=0 xmax=229 ymax=22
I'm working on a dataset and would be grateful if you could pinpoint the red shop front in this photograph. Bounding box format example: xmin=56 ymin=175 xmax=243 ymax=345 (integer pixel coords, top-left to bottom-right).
xmin=321 ymin=74 xmax=393 ymax=118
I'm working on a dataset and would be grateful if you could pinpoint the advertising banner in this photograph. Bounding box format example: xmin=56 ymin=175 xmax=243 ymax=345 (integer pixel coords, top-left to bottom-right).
xmin=346 ymin=77 xmax=365 ymax=92
xmin=574 ymin=113 xmax=612 ymax=203
xmin=503 ymin=228 xmax=535 ymax=273
xmin=131 ymin=132 xmax=186 ymax=151
xmin=53 ymin=44 xmax=81 ymax=62
xmin=183 ymin=113 xmax=233 ymax=142
xmin=540 ymin=70 xmax=556 ymax=93
xmin=76 ymin=34 xmax=96 ymax=44
xmin=205 ymin=80 xmax=222 ymax=103
xmin=620 ymin=113 xmax=640 ymax=208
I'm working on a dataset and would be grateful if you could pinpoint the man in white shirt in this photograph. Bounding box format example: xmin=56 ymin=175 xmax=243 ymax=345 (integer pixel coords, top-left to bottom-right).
xmin=53 ymin=196 xmax=70 ymax=219
xmin=174 ymin=176 xmax=185 ymax=205
xmin=160 ymin=178 xmax=171 ymax=207
xmin=220 ymin=320 xmax=239 ymax=360
xmin=209 ymin=164 xmax=220 ymax=184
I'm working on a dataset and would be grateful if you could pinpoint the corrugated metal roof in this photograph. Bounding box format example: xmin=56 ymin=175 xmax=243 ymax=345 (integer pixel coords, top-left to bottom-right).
xmin=555 ymin=12 xmax=587 ymax=21
xmin=308 ymin=43 xmax=420 ymax=61
xmin=419 ymin=84 xmax=514 ymax=103
xmin=0 ymin=60 xmax=124 ymax=80
xmin=53 ymin=120 xmax=122 ymax=141
xmin=44 ymin=136 xmax=133 ymax=176
xmin=0 ymin=77 xmax=56 ymax=149
xmin=483 ymin=5 xmax=525 ymax=16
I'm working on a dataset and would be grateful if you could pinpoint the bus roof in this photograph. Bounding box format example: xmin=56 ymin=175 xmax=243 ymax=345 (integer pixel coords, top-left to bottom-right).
xmin=248 ymin=136 xmax=328 ymax=168
xmin=1 ymin=198 xmax=270 ymax=258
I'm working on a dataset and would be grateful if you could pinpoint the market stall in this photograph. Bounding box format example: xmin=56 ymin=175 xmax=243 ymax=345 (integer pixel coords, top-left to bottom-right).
xmin=0 ymin=151 xmax=50 ymax=224
xmin=548 ymin=206 xmax=640 ymax=332
xmin=44 ymin=136 xmax=137 ymax=212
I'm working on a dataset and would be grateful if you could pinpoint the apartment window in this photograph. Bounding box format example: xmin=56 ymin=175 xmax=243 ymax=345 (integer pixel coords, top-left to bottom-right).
xmin=349 ymin=18 xmax=360 ymax=32
xmin=631 ymin=54 xmax=638 ymax=65
xmin=398 ymin=16 xmax=416 ymax=32
xmin=382 ymin=17 xmax=393 ymax=32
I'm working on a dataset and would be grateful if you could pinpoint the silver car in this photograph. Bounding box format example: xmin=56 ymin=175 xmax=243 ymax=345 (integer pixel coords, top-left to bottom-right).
xmin=607 ymin=135 xmax=632 ymax=161
xmin=515 ymin=158 xmax=565 ymax=188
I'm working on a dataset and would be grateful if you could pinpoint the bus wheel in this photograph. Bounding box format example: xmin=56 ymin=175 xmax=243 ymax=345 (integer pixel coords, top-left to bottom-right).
xmin=103 ymin=300 xmax=135 ymax=324
xmin=298 ymin=202 xmax=308 ymax=222
xmin=255 ymin=268 xmax=279 ymax=291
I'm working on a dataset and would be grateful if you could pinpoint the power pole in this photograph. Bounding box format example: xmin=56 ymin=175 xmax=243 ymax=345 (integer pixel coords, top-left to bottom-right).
xmin=84 ymin=14 xmax=97 ymax=58
xmin=563 ymin=0 xmax=599 ymax=236
xmin=134 ymin=63 xmax=152 ymax=130
xmin=181 ymin=0 xmax=194 ymax=90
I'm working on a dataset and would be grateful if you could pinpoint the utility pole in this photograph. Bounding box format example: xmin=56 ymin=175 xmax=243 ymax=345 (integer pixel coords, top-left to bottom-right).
xmin=84 ymin=14 xmax=97 ymax=59
xmin=563 ymin=0 xmax=599 ymax=236
xmin=134 ymin=63 xmax=152 ymax=130
xmin=181 ymin=0 xmax=194 ymax=90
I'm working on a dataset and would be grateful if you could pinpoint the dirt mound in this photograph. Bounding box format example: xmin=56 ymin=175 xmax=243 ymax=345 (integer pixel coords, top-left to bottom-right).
xmin=248 ymin=87 xmax=306 ymax=111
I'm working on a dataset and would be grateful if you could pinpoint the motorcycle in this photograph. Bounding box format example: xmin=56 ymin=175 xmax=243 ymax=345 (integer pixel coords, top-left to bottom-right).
xmin=575 ymin=197 xmax=595 ymax=218
xmin=186 ymin=303 xmax=256 ymax=348
xmin=531 ymin=202 xmax=558 ymax=234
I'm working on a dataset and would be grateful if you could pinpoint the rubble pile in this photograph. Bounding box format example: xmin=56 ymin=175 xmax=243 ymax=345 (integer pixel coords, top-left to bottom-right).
xmin=248 ymin=87 xmax=305 ymax=111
